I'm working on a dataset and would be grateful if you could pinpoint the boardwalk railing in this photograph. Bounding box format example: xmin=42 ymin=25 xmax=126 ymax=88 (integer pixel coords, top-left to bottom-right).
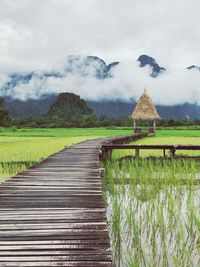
xmin=105 ymin=132 xmax=149 ymax=145
xmin=1 ymin=133 xmax=198 ymax=266
xmin=100 ymin=132 xmax=148 ymax=159
xmin=102 ymin=144 xmax=200 ymax=158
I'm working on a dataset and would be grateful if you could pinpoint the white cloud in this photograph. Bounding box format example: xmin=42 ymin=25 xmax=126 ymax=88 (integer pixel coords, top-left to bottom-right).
xmin=0 ymin=0 xmax=200 ymax=105
xmin=0 ymin=0 xmax=200 ymax=71
xmin=2 ymin=60 xmax=200 ymax=105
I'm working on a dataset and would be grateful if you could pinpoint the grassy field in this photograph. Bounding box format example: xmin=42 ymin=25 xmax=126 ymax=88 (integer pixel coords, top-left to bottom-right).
xmin=98 ymin=128 xmax=200 ymax=266
xmin=0 ymin=136 xmax=93 ymax=181
xmin=0 ymin=126 xmax=199 ymax=137
xmin=103 ymin=159 xmax=200 ymax=266
xmin=0 ymin=127 xmax=200 ymax=265
xmin=0 ymin=127 xmax=133 ymax=137
xmin=113 ymin=130 xmax=200 ymax=158
xmin=0 ymin=127 xmax=133 ymax=181
xmin=0 ymin=127 xmax=199 ymax=180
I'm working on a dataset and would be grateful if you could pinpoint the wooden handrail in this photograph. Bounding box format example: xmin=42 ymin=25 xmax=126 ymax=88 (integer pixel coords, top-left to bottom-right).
xmin=102 ymin=144 xmax=200 ymax=150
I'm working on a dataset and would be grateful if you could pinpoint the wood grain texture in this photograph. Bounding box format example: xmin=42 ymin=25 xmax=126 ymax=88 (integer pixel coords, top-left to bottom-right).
xmin=0 ymin=138 xmax=113 ymax=267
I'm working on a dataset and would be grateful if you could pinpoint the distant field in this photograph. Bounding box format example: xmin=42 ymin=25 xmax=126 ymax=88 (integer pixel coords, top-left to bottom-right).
xmin=156 ymin=129 xmax=200 ymax=137
xmin=0 ymin=127 xmax=133 ymax=181
xmin=0 ymin=126 xmax=199 ymax=137
xmin=0 ymin=127 xmax=199 ymax=181
xmin=113 ymin=130 xmax=200 ymax=158
xmin=0 ymin=127 xmax=133 ymax=137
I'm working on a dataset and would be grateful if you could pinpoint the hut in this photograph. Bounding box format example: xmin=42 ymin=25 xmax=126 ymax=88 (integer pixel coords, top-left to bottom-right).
xmin=131 ymin=89 xmax=160 ymax=132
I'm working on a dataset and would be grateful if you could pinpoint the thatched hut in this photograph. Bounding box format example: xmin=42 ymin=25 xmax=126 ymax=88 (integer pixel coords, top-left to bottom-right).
xmin=131 ymin=89 xmax=160 ymax=132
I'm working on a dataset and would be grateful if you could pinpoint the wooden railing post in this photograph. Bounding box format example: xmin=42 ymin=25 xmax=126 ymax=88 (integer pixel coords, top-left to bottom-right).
xmin=163 ymin=149 xmax=166 ymax=158
xmin=107 ymin=149 xmax=112 ymax=159
xmin=135 ymin=148 xmax=140 ymax=158
xmin=170 ymin=147 xmax=176 ymax=158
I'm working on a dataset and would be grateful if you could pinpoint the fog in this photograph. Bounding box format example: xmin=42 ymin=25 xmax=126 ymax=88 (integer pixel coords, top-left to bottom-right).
xmin=1 ymin=59 xmax=199 ymax=105
xmin=0 ymin=0 xmax=200 ymax=104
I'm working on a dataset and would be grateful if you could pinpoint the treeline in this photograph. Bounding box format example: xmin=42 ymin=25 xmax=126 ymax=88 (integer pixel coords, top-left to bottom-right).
xmin=2 ymin=114 xmax=130 ymax=128
xmin=1 ymin=94 xmax=200 ymax=128
xmin=0 ymin=98 xmax=9 ymax=126
xmin=2 ymin=114 xmax=200 ymax=128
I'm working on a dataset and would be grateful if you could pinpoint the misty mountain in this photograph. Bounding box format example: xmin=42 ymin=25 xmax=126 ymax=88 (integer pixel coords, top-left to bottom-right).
xmin=4 ymin=95 xmax=200 ymax=119
xmin=87 ymin=101 xmax=200 ymax=119
xmin=0 ymin=54 xmax=169 ymax=100
xmin=3 ymin=95 xmax=56 ymax=117
xmin=1 ymin=55 xmax=119 ymax=98
xmin=1 ymin=71 xmax=63 ymax=97
xmin=1 ymin=54 xmax=200 ymax=117
xmin=48 ymin=92 xmax=92 ymax=118
xmin=65 ymin=55 xmax=119 ymax=79
xmin=187 ymin=65 xmax=200 ymax=71
xmin=137 ymin=55 xmax=166 ymax=77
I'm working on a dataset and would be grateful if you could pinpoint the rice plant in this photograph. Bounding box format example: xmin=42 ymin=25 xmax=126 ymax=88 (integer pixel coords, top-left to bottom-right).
xmin=0 ymin=136 xmax=94 ymax=181
xmin=112 ymin=136 xmax=200 ymax=159
xmin=103 ymin=159 xmax=200 ymax=267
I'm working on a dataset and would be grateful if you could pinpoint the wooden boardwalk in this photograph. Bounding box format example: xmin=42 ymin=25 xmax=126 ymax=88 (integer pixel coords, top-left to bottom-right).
xmin=0 ymin=139 xmax=113 ymax=267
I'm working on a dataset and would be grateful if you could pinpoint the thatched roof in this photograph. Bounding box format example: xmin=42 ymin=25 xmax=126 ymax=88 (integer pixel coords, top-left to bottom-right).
xmin=131 ymin=89 xmax=160 ymax=120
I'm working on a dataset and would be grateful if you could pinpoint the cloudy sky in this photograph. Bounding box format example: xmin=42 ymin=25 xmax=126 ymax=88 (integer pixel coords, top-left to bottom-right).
xmin=0 ymin=0 xmax=200 ymax=104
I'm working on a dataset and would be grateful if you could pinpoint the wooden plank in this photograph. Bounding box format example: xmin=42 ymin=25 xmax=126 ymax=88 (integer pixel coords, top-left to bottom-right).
xmin=0 ymin=261 xmax=112 ymax=267
xmin=0 ymin=255 xmax=112 ymax=261
xmin=0 ymin=222 xmax=107 ymax=230
xmin=0 ymin=138 xmax=113 ymax=266
xmin=0 ymin=240 xmax=110 ymax=245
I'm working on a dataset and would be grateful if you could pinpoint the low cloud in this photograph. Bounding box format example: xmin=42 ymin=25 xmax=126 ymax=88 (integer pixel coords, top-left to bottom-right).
xmin=1 ymin=59 xmax=200 ymax=105
xmin=0 ymin=0 xmax=200 ymax=105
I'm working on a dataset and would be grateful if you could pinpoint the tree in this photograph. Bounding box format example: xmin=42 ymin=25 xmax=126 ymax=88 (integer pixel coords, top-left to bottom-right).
xmin=0 ymin=98 xmax=9 ymax=126
xmin=81 ymin=114 xmax=97 ymax=127
xmin=0 ymin=98 xmax=4 ymax=106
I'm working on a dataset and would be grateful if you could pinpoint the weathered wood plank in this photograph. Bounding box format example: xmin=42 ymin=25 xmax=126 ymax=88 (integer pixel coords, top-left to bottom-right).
xmin=0 ymin=261 xmax=112 ymax=267
xmin=0 ymin=138 xmax=113 ymax=266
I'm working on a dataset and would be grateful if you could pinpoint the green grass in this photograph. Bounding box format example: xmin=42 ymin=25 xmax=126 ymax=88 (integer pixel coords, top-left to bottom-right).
xmin=113 ymin=133 xmax=200 ymax=158
xmin=103 ymin=159 xmax=200 ymax=267
xmin=156 ymin=129 xmax=200 ymax=137
xmin=101 ymin=128 xmax=200 ymax=266
xmin=0 ymin=127 xmax=133 ymax=181
xmin=0 ymin=136 xmax=93 ymax=162
xmin=0 ymin=127 xmax=199 ymax=138
xmin=0 ymin=136 xmax=95 ymax=181
xmin=1 ymin=127 xmax=199 ymax=181
xmin=0 ymin=127 xmax=133 ymax=137
xmin=0 ymin=126 xmax=200 ymax=265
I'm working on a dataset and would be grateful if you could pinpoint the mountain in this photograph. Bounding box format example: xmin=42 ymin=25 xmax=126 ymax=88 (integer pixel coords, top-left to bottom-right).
xmin=4 ymin=95 xmax=57 ymax=117
xmin=1 ymin=71 xmax=63 ymax=98
xmin=4 ymin=95 xmax=200 ymax=119
xmin=65 ymin=55 xmax=119 ymax=79
xmin=137 ymin=54 xmax=166 ymax=77
xmin=0 ymin=55 xmax=119 ymax=98
xmin=187 ymin=65 xmax=200 ymax=71
xmin=1 ymin=54 xmax=200 ymax=120
xmin=87 ymin=100 xmax=136 ymax=118
xmin=47 ymin=92 xmax=92 ymax=119
xmin=87 ymin=100 xmax=200 ymax=119
xmin=1 ymin=54 xmax=199 ymax=99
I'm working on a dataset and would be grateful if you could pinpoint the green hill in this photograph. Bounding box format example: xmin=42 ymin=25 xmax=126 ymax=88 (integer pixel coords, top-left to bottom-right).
xmin=46 ymin=92 xmax=96 ymax=127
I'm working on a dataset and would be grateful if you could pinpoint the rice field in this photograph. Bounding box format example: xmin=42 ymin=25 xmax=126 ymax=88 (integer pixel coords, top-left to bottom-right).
xmin=113 ymin=136 xmax=200 ymax=159
xmin=0 ymin=136 xmax=95 ymax=181
xmin=0 ymin=127 xmax=132 ymax=181
xmin=102 ymin=129 xmax=200 ymax=266
xmin=103 ymin=159 xmax=200 ymax=267
xmin=1 ymin=127 xmax=200 ymax=266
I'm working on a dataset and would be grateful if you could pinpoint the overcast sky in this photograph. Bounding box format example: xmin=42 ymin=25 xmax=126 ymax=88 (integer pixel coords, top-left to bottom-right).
xmin=0 ymin=0 xmax=200 ymax=104
xmin=0 ymin=0 xmax=200 ymax=72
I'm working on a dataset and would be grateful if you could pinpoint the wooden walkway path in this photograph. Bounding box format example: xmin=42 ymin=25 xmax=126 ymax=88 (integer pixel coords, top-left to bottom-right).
xmin=0 ymin=139 xmax=113 ymax=267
